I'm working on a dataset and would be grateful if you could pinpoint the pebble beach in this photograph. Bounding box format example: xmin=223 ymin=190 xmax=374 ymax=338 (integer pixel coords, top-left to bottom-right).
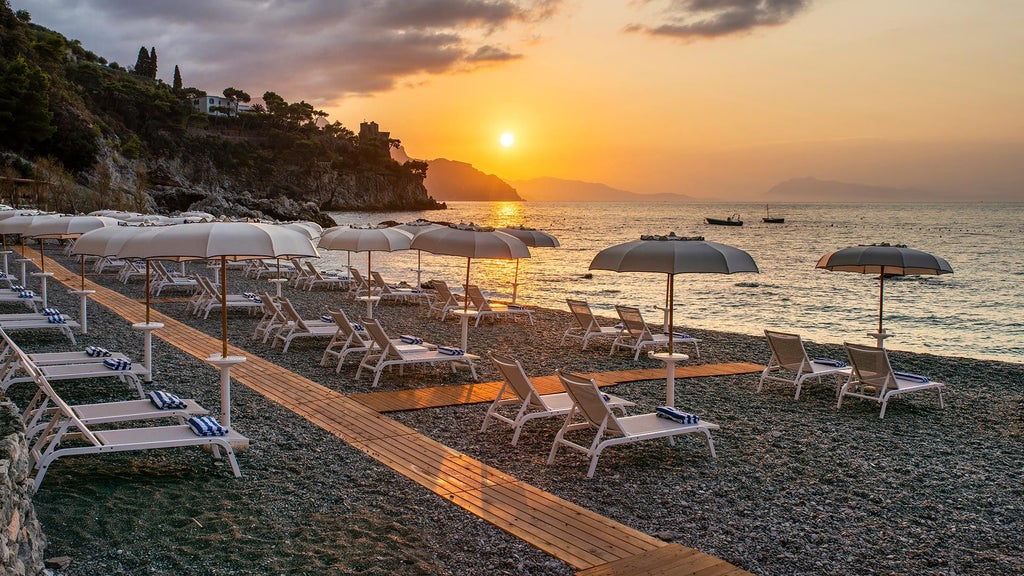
xmin=6 ymin=253 xmax=1023 ymax=576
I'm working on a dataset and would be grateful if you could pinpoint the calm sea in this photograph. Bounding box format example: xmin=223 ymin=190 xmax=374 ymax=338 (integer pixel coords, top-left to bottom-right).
xmin=327 ymin=202 xmax=1024 ymax=363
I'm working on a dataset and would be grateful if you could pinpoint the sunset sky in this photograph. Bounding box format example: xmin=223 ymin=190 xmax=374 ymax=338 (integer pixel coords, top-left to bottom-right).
xmin=17 ymin=0 xmax=1024 ymax=199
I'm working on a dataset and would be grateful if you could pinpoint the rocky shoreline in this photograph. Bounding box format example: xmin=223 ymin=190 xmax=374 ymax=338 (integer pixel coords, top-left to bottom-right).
xmin=6 ymin=253 xmax=1023 ymax=575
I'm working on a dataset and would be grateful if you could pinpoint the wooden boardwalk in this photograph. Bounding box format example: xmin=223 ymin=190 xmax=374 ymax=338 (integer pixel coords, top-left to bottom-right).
xmin=33 ymin=249 xmax=754 ymax=576
xmin=351 ymin=363 xmax=764 ymax=413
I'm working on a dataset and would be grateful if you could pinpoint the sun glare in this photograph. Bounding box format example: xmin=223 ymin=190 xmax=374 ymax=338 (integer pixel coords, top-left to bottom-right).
xmin=500 ymin=132 xmax=515 ymax=147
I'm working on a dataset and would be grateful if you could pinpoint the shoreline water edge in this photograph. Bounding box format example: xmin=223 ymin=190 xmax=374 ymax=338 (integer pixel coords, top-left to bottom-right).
xmin=5 ymin=248 xmax=1022 ymax=576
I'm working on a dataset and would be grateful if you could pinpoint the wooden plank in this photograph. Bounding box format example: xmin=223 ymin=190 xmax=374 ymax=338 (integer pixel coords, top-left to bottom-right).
xmin=575 ymin=543 xmax=752 ymax=576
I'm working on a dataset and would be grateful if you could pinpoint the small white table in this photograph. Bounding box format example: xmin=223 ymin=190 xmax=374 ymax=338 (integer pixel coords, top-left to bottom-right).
xmin=356 ymin=295 xmax=380 ymax=319
xmin=649 ymin=351 xmax=690 ymax=408
xmin=449 ymin=309 xmax=480 ymax=352
xmin=267 ymin=277 xmax=288 ymax=298
xmin=70 ymin=289 xmax=96 ymax=333
xmin=131 ymin=322 xmax=163 ymax=383
xmin=205 ymin=354 xmax=246 ymax=430
xmin=30 ymin=272 xmax=53 ymax=308
xmin=867 ymin=329 xmax=894 ymax=348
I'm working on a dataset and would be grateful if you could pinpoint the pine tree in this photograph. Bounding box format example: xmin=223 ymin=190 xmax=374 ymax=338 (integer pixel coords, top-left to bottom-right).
xmin=149 ymin=47 xmax=157 ymax=79
xmin=133 ymin=46 xmax=149 ymax=76
xmin=172 ymin=65 xmax=182 ymax=91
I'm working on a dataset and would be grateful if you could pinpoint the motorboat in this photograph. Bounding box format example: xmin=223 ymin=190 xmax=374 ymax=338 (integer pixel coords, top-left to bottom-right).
xmin=705 ymin=214 xmax=743 ymax=226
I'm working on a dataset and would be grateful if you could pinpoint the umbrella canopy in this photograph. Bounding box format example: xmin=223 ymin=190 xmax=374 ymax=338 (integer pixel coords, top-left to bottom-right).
xmin=590 ymin=233 xmax=758 ymax=354
xmin=318 ymin=225 xmax=413 ymax=317
xmin=816 ymin=243 xmax=953 ymax=343
xmin=411 ymin=223 xmax=529 ymax=304
xmin=121 ymin=222 xmax=319 ymax=357
xmin=25 ymin=214 xmax=122 ymax=278
xmin=280 ymin=221 xmax=324 ymax=242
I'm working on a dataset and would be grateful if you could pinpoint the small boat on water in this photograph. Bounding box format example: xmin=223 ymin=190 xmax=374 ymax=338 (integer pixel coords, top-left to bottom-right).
xmin=705 ymin=214 xmax=743 ymax=226
xmin=762 ymin=205 xmax=784 ymax=223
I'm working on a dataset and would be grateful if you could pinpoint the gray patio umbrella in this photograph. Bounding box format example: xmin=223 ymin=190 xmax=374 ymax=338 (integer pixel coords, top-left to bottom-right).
xmin=590 ymin=232 xmax=758 ymax=356
xmin=498 ymin=225 xmax=559 ymax=304
xmin=317 ymin=225 xmax=413 ymax=318
xmin=816 ymin=243 xmax=953 ymax=347
xmin=411 ymin=223 xmax=530 ymax=350
xmin=590 ymin=232 xmax=757 ymax=406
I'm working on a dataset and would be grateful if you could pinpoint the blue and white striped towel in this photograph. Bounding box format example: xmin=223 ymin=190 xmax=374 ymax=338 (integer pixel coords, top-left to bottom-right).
xmin=9 ymin=285 xmax=23 ymax=292
xmin=400 ymin=335 xmax=423 ymax=345
xmin=85 ymin=346 xmax=111 ymax=357
xmin=102 ymin=357 xmax=132 ymax=371
xmin=47 ymin=314 xmax=67 ymax=324
xmin=894 ymin=371 xmax=930 ymax=383
xmin=437 ymin=346 xmax=465 ymax=356
xmin=664 ymin=331 xmax=693 ymax=339
xmin=187 ymin=416 xmax=228 ymax=436
xmin=0 ymin=273 xmax=6 ymax=279
xmin=812 ymin=357 xmax=846 ymax=367
xmin=242 ymin=292 xmax=257 ymax=299
xmin=508 ymin=304 xmax=526 ymax=310
xmin=320 ymin=315 xmax=336 ymax=324
xmin=149 ymin=390 xmax=188 ymax=410
xmin=18 ymin=290 xmax=33 ymax=298
xmin=655 ymin=406 xmax=700 ymax=424
xmin=41 ymin=307 xmax=61 ymax=316
xmin=350 ymin=323 xmax=365 ymax=332
xmin=251 ymin=296 xmax=262 ymax=304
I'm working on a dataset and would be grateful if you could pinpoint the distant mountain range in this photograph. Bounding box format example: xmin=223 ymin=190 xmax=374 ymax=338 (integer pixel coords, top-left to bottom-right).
xmin=405 ymin=151 xmax=973 ymax=203
xmin=764 ymin=177 xmax=960 ymax=202
xmin=510 ymin=177 xmax=695 ymax=202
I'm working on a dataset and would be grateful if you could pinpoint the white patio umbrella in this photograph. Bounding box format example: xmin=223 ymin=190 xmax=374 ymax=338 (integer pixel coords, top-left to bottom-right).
xmin=0 ymin=214 xmax=60 ymax=288
xmin=590 ymin=232 xmax=758 ymax=406
xmin=120 ymin=221 xmax=320 ymax=356
xmin=318 ymin=225 xmax=413 ymax=318
xmin=0 ymin=209 xmax=41 ymax=274
xmin=411 ymin=223 xmax=530 ymax=350
xmin=816 ymin=243 xmax=953 ymax=347
xmin=25 ymin=215 xmax=120 ymax=279
xmin=393 ymin=219 xmax=445 ymax=288
xmin=119 ymin=222 xmax=318 ymax=428
xmin=498 ymin=225 xmax=559 ymax=303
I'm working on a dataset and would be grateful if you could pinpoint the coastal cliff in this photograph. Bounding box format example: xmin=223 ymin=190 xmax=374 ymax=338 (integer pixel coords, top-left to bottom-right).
xmin=0 ymin=7 xmax=442 ymax=222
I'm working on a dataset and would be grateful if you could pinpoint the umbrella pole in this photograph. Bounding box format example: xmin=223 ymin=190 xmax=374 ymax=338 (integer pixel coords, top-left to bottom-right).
xmin=511 ymin=259 xmax=520 ymax=304
xmin=417 ymin=250 xmax=422 ymax=288
xmin=366 ymin=252 xmax=374 ymax=318
xmin=80 ymin=255 xmax=86 ymax=291
xmin=145 ymin=261 xmax=151 ymax=324
xmin=463 ymin=259 xmax=471 ymax=313
xmin=668 ymin=274 xmax=675 ymax=356
xmin=222 ymin=256 xmax=229 ymax=358
xmin=878 ymin=273 xmax=885 ymax=334
xmin=461 ymin=258 xmax=472 ymax=351
xmin=39 ymin=239 xmax=45 ymax=274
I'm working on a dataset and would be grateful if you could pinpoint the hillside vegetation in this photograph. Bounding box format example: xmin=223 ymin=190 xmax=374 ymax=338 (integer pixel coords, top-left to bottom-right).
xmin=0 ymin=2 xmax=442 ymax=225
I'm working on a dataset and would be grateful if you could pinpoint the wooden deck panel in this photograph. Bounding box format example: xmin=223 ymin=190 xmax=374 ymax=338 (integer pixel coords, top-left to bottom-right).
xmin=33 ymin=249 xmax=752 ymax=576
xmin=351 ymin=363 xmax=765 ymax=413
xmin=575 ymin=543 xmax=751 ymax=576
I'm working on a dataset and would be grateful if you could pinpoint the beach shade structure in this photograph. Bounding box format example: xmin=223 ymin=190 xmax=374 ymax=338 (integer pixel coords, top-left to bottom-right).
xmin=118 ymin=221 xmax=319 ymax=429
xmin=498 ymin=225 xmax=560 ymax=304
xmin=268 ymin=221 xmax=325 ymax=294
xmin=411 ymin=223 xmax=530 ymax=351
xmin=393 ymin=219 xmax=446 ymax=288
xmin=25 ymin=215 xmax=121 ymax=328
xmin=0 ymin=209 xmax=41 ymax=275
xmin=24 ymin=215 xmax=120 ymax=277
xmin=590 ymin=233 xmax=758 ymax=407
xmin=816 ymin=243 xmax=953 ymax=348
xmin=0 ymin=213 xmax=60 ymax=291
xmin=318 ymin=225 xmax=414 ymax=318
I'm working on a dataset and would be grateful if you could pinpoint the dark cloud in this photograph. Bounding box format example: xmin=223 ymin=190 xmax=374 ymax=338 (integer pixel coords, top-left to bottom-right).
xmin=625 ymin=0 xmax=811 ymax=39
xmin=466 ymin=44 xmax=522 ymax=62
xmin=14 ymin=0 xmax=561 ymax=102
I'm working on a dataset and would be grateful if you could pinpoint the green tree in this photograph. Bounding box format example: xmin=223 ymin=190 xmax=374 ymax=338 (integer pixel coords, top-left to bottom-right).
xmin=14 ymin=9 xmax=29 ymax=22
xmin=172 ymin=65 xmax=182 ymax=90
xmin=133 ymin=46 xmax=149 ymax=76
xmin=0 ymin=55 xmax=55 ymax=152
xmin=148 ymin=46 xmax=157 ymax=79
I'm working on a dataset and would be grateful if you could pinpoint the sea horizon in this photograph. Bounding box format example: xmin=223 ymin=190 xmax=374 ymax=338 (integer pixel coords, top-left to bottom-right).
xmin=328 ymin=201 xmax=1024 ymax=364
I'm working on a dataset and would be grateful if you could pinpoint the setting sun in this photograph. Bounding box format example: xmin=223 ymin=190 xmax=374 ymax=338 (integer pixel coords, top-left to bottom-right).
xmin=500 ymin=132 xmax=515 ymax=148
